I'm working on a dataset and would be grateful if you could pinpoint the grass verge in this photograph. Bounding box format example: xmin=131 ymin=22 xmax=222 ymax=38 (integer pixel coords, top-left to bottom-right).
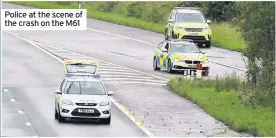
xmin=167 ymin=75 xmax=275 ymax=137
xmin=7 ymin=1 xmax=246 ymax=52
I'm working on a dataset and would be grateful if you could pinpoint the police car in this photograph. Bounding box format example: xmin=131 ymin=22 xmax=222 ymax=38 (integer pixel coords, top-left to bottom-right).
xmin=153 ymin=39 xmax=210 ymax=75
xmin=54 ymin=73 xmax=113 ymax=124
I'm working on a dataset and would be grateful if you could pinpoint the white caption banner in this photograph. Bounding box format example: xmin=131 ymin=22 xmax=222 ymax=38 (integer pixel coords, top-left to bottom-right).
xmin=2 ymin=9 xmax=87 ymax=30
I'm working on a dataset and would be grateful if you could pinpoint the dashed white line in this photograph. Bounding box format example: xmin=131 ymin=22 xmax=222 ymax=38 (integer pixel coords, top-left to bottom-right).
xmin=3 ymin=89 xmax=9 ymax=92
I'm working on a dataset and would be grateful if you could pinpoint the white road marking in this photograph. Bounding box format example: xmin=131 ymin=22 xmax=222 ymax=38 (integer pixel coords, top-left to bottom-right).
xmin=101 ymin=78 xmax=167 ymax=83
xmin=5 ymin=31 xmax=155 ymax=137
xmin=10 ymin=99 xmax=16 ymax=102
xmin=99 ymin=75 xmax=154 ymax=79
xmin=98 ymin=68 xmax=138 ymax=72
xmin=87 ymin=27 xmax=247 ymax=72
xmin=3 ymin=89 xmax=9 ymax=92
xmin=104 ymin=81 xmax=167 ymax=86
xmin=18 ymin=110 xmax=24 ymax=114
xmin=25 ymin=122 xmax=32 ymax=126
xmin=97 ymin=71 xmax=145 ymax=76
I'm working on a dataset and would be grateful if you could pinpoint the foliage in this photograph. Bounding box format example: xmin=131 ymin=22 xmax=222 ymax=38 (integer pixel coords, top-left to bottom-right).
xmin=237 ymin=2 xmax=275 ymax=108
xmin=168 ymin=76 xmax=275 ymax=137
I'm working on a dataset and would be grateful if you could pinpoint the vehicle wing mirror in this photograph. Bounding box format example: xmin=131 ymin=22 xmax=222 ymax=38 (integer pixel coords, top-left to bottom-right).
xmin=161 ymin=48 xmax=168 ymax=52
xmin=206 ymin=20 xmax=211 ymax=24
xmin=108 ymin=91 xmax=114 ymax=96
xmin=55 ymin=89 xmax=62 ymax=94
xmin=168 ymin=19 xmax=174 ymax=23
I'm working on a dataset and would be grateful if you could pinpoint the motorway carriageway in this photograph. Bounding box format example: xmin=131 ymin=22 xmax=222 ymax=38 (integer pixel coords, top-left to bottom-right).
xmin=2 ymin=3 xmax=249 ymax=137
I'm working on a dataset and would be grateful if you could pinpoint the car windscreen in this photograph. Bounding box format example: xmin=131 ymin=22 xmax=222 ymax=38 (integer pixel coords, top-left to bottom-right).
xmin=64 ymin=81 xmax=106 ymax=95
xmin=170 ymin=43 xmax=201 ymax=53
xmin=66 ymin=64 xmax=97 ymax=74
xmin=176 ymin=13 xmax=205 ymax=23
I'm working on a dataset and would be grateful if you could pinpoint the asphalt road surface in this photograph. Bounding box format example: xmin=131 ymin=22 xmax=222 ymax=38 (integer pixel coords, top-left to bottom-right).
xmin=2 ymin=2 xmax=250 ymax=137
xmin=2 ymin=32 xmax=146 ymax=137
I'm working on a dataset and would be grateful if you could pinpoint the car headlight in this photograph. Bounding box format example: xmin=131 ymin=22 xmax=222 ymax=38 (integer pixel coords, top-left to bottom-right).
xmin=176 ymin=26 xmax=185 ymax=30
xmin=62 ymin=99 xmax=73 ymax=105
xmin=202 ymin=60 xmax=209 ymax=64
xmin=99 ymin=100 xmax=109 ymax=106
xmin=203 ymin=27 xmax=209 ymax=31
xmin=174 ymin=59 xmax=182 ymax=62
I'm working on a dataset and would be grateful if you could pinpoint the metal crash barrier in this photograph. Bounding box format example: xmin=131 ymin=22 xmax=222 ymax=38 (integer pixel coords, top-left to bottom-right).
xmin=183 ymin=64 xmax=209 ymax=79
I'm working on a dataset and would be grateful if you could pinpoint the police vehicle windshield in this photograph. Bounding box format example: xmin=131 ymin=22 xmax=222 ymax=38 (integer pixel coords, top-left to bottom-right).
xmin=170 ymin=43 xmax=201 ymax=53
xmin=176 ymin=13 xmax=205 ymax=23
xmin=64 ymin=81 xmax=106 ymax=95
xmin=66 ymin=64 xmax=97 ymax=74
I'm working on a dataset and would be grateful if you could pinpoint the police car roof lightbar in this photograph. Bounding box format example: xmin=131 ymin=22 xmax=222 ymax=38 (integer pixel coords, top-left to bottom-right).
xmin=174 ymin=7 xmax=200 ymax=10
xmin=65 ymin=73 xmax=100 ymax=79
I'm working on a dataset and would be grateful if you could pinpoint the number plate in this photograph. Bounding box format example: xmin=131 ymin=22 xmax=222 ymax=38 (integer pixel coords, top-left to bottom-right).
xmin=189 ymin=32 xmax=199 ymax=36
xmin=78 ymin=109 xmax=94 ymax=113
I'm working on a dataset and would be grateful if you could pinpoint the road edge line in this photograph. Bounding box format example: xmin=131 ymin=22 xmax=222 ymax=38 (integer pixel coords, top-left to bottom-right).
xmin=4 ymin=31 xmax=155 ymax=137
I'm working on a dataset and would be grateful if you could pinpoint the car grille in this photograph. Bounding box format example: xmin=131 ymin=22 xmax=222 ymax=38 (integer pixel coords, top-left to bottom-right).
xmin=185 ymin=28 xmax=203 ymax=32
xmin=185 ymin=60 xmax=201 ymax=64
xmin=182 ymin=36 xmax=206 ymax=40
xmin=71 ymin=108 xmax=101 ymax=117
xmin=75 ymin=103 xmax=97 ymax=106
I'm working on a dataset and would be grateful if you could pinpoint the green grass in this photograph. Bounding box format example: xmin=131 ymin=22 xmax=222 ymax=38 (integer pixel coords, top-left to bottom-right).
xmin=167 ymin=76 xmax=275 ymax=137
xmin=7 ymin=1 xmax=246 ymax=52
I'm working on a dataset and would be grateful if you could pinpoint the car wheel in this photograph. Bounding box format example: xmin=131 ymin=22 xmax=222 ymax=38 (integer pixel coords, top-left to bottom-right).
xmin=101 ymin=116 xmax=111 ymax=124
xmin=167 ymin=59 xmax=173 ymax=73
xmin=165 ymin=29 xmax=168 ymax=40
xmin=58 ymin=106 xmax=65 ymax=122
xmin=55 ymin=108 xmax=58 ymax=119
xmin=153 ymin=57 xmax=160 ymax=70
xmin=206 ymin=41 xmax=211 ymax=48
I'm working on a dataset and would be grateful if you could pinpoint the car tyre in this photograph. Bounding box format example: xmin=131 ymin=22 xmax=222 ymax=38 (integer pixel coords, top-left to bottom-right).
xmin=167 ymin=59 xmax=173 ymax=73
xmin=153 ymin=57 xmax=160 ymax=70
xmin=55 ymin=108 xmax=58 ymax=119
xmin=165 ymin=29 xmax=168 ymax=40
xmin=101 ymin=116 xmax=111 ymax=124
xmin=206 ymin=41 xmax=211 ymax=48
xmin=58 ymin=107 xmax=65 ymax=122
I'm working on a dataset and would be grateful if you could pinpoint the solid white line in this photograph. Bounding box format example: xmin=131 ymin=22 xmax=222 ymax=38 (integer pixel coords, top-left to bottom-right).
xmin=5 ymin=31 xmax=155 ymax=137
xmin=109 ymin=97 xmax=155 ymax=137
xmin=87 ymin=27 xmax=247 ymax=72
xmin=87 ymin=28 xmax=156 ymax=46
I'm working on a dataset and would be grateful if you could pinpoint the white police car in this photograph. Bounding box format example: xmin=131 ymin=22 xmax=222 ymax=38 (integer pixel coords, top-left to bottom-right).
xmin=54 ymin=73 xmax=113 ymax=124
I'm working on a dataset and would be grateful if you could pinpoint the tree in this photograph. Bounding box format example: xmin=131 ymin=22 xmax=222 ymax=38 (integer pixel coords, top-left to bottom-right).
xmin=239 ymin=2 xmax=275 ymax=108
